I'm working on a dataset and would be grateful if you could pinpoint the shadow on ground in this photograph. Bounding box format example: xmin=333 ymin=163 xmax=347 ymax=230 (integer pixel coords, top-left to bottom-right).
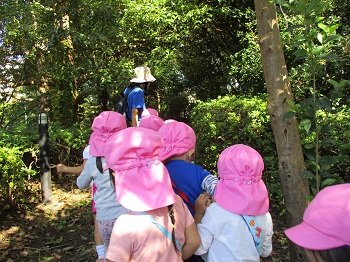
xmin=0 ymin=173 xmax=97 ymax=262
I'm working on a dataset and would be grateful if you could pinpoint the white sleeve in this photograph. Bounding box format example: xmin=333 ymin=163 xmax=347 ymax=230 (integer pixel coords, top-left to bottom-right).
xmin=260 ymin=213 xmax=273 ymax=257
xmin=201 ymin=175 xmax=219 ymax=195
xmin=194 ymin=207 xmax=216 ymax=256
xmin=82 ymin=145 xmax=91 ymax=160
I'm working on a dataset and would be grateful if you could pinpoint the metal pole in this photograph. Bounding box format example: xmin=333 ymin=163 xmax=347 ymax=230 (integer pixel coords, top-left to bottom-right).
xmin=38 ymin=112 xmax=51 ymax=204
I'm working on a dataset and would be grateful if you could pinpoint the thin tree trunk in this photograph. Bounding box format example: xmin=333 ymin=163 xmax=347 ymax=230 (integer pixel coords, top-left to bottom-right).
xmin=254 ymin=1 xmax=310 ymax=261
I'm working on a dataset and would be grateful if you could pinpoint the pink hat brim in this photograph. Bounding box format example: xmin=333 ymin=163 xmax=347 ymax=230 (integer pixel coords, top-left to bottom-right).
xmin=89 ymin=133 xmax=107 ymax=156
xmin=114 ymin=161 xmax=176 ymax=212
xmin=285 ymin=221 xmax=347 ymax=250
xmin=214 ymin=179 xmax=269 ymax=215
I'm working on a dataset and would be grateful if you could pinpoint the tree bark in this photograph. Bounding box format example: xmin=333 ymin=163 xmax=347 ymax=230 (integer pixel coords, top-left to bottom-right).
xmin=254 ymin=1 xmax=310 ymax=261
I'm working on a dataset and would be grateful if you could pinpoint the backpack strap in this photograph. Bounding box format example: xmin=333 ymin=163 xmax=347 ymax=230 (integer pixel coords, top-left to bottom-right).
xmin=241 ymin=215 xmax=266 ymax=255
xmin=171 ymin=182 xmax=195 ymax=212
xmin=123 ymin=86 xmax=136 ymax=121
xmin=131 ymin=211 xmax=182 ymax=251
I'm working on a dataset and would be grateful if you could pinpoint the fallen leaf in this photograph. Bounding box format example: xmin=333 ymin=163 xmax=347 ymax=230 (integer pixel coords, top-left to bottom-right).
xmin=80 ymin=235 xmax=88 ymax=241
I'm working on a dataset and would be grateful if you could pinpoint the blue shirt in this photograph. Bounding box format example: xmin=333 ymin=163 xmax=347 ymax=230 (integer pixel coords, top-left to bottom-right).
xmin=125 ymin=86 xmax=146 ymax=122
xmin=165 ymin=159 xmax=218 ymax=216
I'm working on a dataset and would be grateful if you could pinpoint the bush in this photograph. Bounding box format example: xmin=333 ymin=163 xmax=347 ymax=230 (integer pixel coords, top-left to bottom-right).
xmin=191 ymin=94 xmax=279 ymax=195
xmin=0 ymin=146 xmax=35 ymax=203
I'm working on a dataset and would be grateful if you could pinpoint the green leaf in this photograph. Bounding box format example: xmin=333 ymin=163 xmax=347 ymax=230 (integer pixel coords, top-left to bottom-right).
xmin=321 ymin=178 xmax=336 ymax=187
xmin=300 ymin=118 xmax=312 ymax=132
xmin=317 ymin=53 xmax=341 ymax=61
xmin=314 ymin=17 xmax=324 ymax=23
xmin=319 ymin=155 xmax=338 ymax=170
xmin=311 ymin=46 xmax=325 ymax=55
xmin=329 ymin=24 xmax=340 ymax=34
xmin=283 ymin=111 xmax=296 ymax=121
xmin=329 ymin=79 xmax=349 ymax=88
xmin=296 ymin=1 xmax=307 ymax=13
xmin=306 ymin=153 xmax=315 ymax=161
xmin=302 ymin=170 xmax=314 ymax=178
xmin=42 ymin=257 xmax=55 ymax=261
xmin=320 ymin=126 xmax=333 ymax=133
xmin=318 ymin=23 xmax=329 ymax=33
xmin=285 ymin=98 xmax=295 ymax=107
xmin=285 ymin=24 xmax=304 ymax=32
xmin=305 ymin=195 xmax=315 ymax=202
xmin=304 ymin=143 xmax=315 ymax=149
xmin=320 ymin=98 xmax=332 ymax=111
xmin=325 ymin=35 xmax=341 ymax=43
xmin=307 ymin=0 xmax=322 ymax=13
xmin=293 ymin=48 xmax=308 ymax=57
xmin=270 ymin=0 xmax=286 ymax=4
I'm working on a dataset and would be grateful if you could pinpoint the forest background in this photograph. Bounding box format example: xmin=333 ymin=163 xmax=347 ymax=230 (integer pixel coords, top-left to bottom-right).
xmin=0 ymin=0 xmax=349 ymax=261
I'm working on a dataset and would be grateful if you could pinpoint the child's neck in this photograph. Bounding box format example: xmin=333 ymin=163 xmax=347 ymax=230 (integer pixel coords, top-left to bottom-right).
xmin=165 ymin=153 xmax=187 ymax=163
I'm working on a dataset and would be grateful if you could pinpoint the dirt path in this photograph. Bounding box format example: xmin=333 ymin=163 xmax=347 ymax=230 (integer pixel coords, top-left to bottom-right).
xmin=0 ymin=175 xmax=290 ymax=262
xmin=0 ymin=175 xmax=98 ymax=262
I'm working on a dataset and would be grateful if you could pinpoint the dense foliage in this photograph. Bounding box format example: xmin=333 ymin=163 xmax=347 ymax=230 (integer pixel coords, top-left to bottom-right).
xmin=0 ymin=0 xmax=349 ymax=205
xmin=191 ymin=95 xmax=280 ymax=193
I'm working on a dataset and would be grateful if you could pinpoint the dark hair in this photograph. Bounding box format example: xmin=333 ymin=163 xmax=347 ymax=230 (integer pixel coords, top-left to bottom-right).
xmin=167 ymin=204 xmax=180 ymax=253
xmin=306 ymin=245 xmax=350 ymax=262
xmin=96 ymin=157 xmax=103 ymax=174
xmin=96 ymin=157 xmax=115 ymax=189
xmin=108 ymin=168 xmax=115 ymax=189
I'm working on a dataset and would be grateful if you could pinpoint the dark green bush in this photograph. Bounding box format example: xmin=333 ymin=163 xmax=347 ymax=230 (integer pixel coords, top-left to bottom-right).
xmin=0 ymin=125 xmax=37 ymax=203
xmin=191 ymin=94 xmax=279 ymax=195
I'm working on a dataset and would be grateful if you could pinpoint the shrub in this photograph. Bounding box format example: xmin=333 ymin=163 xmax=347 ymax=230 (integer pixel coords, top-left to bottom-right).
xmin=0 ymin=146 xmax=35 ymax=203
xmin=191 ymin=94 xmax=279 ymax=195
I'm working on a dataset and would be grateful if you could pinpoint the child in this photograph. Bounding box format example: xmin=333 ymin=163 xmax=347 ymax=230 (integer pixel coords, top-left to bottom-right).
xmin=76 ymin=111 xmax=128 ymax=260
xmin=285 ymin=183 xmax=350 ymax=262
xmin=141 ymin=107 xmax=159 ymax=118
xmin=139 ymin=115 xmax=165 ymax=131
xmin=104 ymin=127 xmax=200 ymax=262
xmin=56 ymin=146 xmax=105 ymax=262
xmin=158 ymin=121 xmax=218 ymax=216
xmin=194 ymin=144 xmax=273 ymax=262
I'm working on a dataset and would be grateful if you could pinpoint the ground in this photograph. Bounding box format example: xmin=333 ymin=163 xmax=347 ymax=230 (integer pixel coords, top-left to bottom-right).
xmin=0 ymin=174 xmax=291 ymax=262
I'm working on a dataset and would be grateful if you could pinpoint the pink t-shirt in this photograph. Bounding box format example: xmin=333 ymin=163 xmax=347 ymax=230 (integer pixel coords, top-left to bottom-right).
xmin=106 ymin=195 xmax=194 ymax=262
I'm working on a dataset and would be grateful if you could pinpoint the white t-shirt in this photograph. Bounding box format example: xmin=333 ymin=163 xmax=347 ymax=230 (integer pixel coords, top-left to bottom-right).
xmin=195 ymin=202 xmax=273 ymax=262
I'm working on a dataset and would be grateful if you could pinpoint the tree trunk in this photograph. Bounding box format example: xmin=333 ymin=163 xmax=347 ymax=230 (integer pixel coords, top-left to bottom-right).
xmin=254 ymin=1 xmax=310 ymax=261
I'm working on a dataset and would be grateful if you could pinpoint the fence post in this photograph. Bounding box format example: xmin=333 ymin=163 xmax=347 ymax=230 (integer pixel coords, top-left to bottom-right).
xmin=38 ymin=112 xmax=51 ymax=204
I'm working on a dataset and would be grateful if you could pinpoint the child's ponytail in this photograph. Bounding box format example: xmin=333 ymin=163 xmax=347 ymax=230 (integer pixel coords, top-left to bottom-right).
xmin=168 ymin=204 xmax=180 ymax=253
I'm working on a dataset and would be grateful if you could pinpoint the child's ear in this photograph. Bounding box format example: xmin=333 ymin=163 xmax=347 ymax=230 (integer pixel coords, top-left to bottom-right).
xmin=188 ymin=148 xmax=196 ymax=162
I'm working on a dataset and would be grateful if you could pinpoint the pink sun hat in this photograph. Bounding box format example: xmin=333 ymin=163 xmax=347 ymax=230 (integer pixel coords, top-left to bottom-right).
xmin=214 ymin=144 xmax=269 ymax=216
xmin=158 ymin=121 xmax=196 ymax=162
xmin=104 ymin=127 xmax=176 ymax=212
xmin=285 ymin=183 xmax=350 ymax=250
xmin=139 ymin=115 xmax=165 ymax=131
xmin=141 ymin=108 xmax=159 ymax=118
xmin=89 ymin=111 xmax=127 ymax=157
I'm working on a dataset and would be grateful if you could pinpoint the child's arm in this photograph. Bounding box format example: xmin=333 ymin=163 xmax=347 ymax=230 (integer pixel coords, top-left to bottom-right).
xmin=194 ymin=193 xmax=212 ymax=224
xmin=182 ymin=223 xmax=200 ymax=260
xmin=56 ymin=159 xmax=88 ymax=175
xmin=261 ymin=213 xmax=274 ymax=257
xmin=56 ymin=164 xmax=84 ymax=174
xmin=201 ymin=174 xmax=219 ymax=195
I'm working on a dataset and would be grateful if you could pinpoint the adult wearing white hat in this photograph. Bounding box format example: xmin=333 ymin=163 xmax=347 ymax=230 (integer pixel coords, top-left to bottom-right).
xmin=124 ymin=66 xmax=156 ymax=127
